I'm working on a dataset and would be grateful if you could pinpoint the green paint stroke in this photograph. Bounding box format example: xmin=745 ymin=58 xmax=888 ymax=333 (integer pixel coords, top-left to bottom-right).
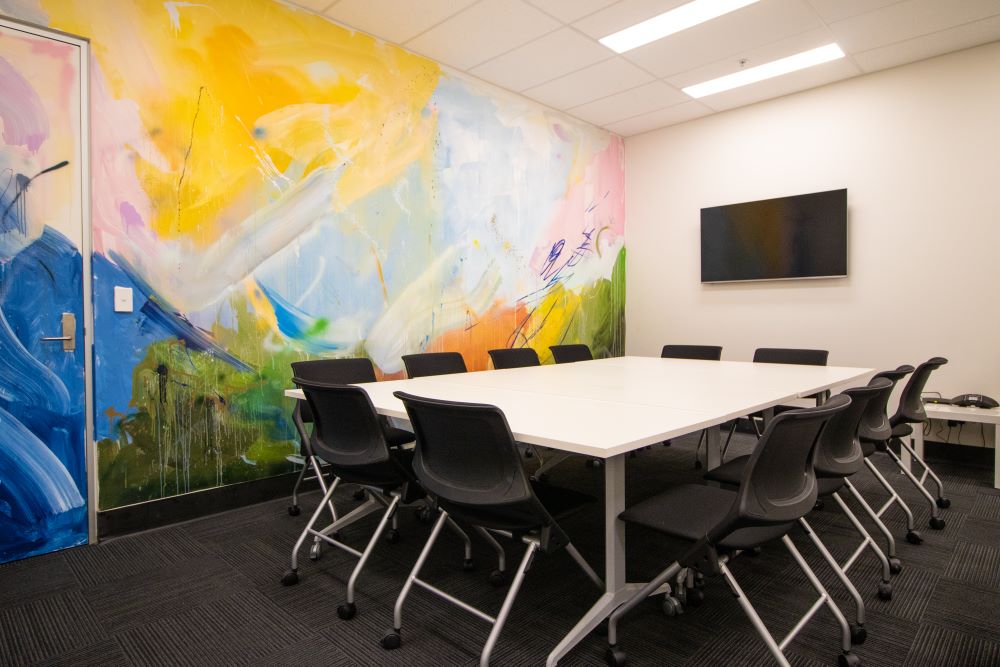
xmin=562 ymin=246 xmax=626 ymax=358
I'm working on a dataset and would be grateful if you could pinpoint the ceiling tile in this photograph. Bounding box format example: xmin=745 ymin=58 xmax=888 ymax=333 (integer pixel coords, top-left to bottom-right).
xmin=292 ymin=0 xmax=337 ymax=12
xmin=322 ymin=0 xmax=478 ymax=44
xmin=606 ymin=100 xmax=714 ymax=135
xmin=573 ymin=0 xmax=690 ymax=39
xmin=623 ymin=0 xmax=825 ymax=78
xmin=525 ymin=0 xmax=620 ymax=23
xmin=568 ymin=81 xmax=689 ymax=126
xmin=470 ymin=28 xmax=613 ymax=92
xmin=830 ymin=0 xmax=1000 ymax=54
xmin=523 ymin=57 xmax=656 ymax=109
xmin=404 ymin=0 xmax=561 ymax=70
xmin=803 ymin=0 xmax=902 ymax=24
xmin=665 ymin=26 xmax=840 ymax=88
xmin=852 ymin=13 xmax=1000 ymax=72
xmin=697 ymin=57 xmax=858 ymax=111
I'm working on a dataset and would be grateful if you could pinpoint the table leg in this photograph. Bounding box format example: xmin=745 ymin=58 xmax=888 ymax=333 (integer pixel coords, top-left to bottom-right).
xmin=546 ymin=452 xmax=631 ymax=666
xmin=994 ymin=424 xmax=999 ymax=490
xmin=904 ymin=426 xmax=919 ymax=472
xmin=705 ymin=425 xmax=721 ymax=469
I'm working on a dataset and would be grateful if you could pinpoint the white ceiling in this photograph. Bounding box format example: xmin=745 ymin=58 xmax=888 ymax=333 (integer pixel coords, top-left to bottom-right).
xmin=291 ymin=0 xmax=1000 ymax=136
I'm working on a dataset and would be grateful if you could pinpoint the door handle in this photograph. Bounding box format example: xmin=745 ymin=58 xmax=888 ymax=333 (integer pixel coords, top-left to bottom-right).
xmin=40 ymin=312 xmax=76 ymax=351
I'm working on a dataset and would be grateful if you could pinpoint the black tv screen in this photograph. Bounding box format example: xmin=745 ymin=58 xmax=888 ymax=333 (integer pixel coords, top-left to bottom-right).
xmin=700 ymin=189 xmax=847 ymax=283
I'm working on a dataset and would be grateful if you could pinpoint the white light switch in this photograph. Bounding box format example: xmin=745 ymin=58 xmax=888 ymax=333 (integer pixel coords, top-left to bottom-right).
xmin=114 ymin=286 xmax=134 ymax=313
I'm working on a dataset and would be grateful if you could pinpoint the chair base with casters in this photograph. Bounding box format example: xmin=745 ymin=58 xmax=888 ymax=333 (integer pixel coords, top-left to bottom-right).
xmin=886 ymin=428 xmax=948 ymax=529
xmin=605 ymin=486 xmax=860 ymax=667
xmin=381 ymin=506 xmax=603 ymax=666
xmin=281 ymin=479 xmax=474 ymax=620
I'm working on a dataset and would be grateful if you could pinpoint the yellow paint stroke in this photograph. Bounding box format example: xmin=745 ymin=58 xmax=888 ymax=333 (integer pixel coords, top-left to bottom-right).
xmin=372 ymin=247 xmax=389 ymax=305
xmin=243 ymin=276 xmax=279 ymax=334
xmin=42 ymin=0 xmax=441 ymax=245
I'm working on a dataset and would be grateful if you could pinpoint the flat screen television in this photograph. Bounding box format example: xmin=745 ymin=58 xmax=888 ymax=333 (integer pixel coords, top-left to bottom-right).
xmin=700 ymin=188 xmax=847 ymax=283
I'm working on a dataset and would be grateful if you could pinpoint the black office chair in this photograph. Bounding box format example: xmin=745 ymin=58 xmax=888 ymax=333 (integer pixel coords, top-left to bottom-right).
xmin=705 ymin=379 xmax=897 ymax=643
xmin=401 ymin=351 xmax=468 ymax=377
xmin=720 ymin=347 xmax=830 ymax=459
xmin=606 ymin=396 xmax=858 ymax=667
xmin=383 ymin=392 xmax=603 ymax=664
xmin=282 ymin=378 xmax=472 ymax=621
xmin=660 ymin=344 xmax=723 ymax=360
xmin=660 ymin=345 xmax=723 ymax=462
xmin=550 ymin=343 xmax=593 ymax=364
xmin=488 ymin=347 xmax=540 ymax=369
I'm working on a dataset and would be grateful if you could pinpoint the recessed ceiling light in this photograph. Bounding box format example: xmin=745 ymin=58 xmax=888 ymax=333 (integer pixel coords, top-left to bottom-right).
xmin=682 ymin=43 xmax=846 ymax=98
xmin=599 ymin=0 xmax=761 ymax=54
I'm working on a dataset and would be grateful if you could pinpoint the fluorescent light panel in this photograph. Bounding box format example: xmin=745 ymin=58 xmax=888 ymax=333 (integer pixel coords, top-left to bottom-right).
xmin=682 ymin=43 xmax=846 ymax=98
xmin=599 ymin=0 xmax=761 ymax=54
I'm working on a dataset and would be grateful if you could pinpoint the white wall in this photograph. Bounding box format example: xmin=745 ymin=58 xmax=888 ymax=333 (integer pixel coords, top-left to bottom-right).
xmin=626 ymin=41 xmax=1000 ymax=414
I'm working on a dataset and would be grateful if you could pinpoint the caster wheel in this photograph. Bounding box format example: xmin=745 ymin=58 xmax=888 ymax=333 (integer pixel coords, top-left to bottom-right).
xmin=337 ymin=603 xmax=357 ymax=620
xmin=745 ymin=546 xmax=763 ymax=557
xmin=889 ymin=558 xmax=902 ymax=575
xmin=838 ymin=651 xmax=861 ymax=667
xmin=929 ymin=517 xmax=946 ymax=530
xmin=462 ymin=558 xmax=475 ymax=572
xmin=309 ymin=543 xmax=322 ymax=561
xmin=533 ymin=473 xmax=550 ymax=484
xmin=353 ymin=489 xmax=366 ymax=501
xmin=524 ymin=449 xmax=534 ymax=458
xmin=693 ymin=460 xmax=703 ymax=470
xmin=605 ymin=646 xmax=627 ymax=666
xmin=906 ymin=530 xmax=923 ymax=545
xmin=380 ymin=630 xmax=401 ymax=650
xmin=385 ymin=529 xmax=400 ymax=544
xmin=693 ymin=572 xmax=706 ymax=589
xmin=936 ymin=497 xmax=951 ymax=509
xmin=877 ymin=582 xmax=892 ymax=601
xmin=281 ymin=570 xmax=299 ymax=586
xmin=586 ymin=458 xmax=603 ymax=469
xmin=850 ymin=623 xmax=867 ymax=645
xmin=288 ymin=505 xmax=300 ymax=516
xmin=489 ymin=569 xmax=506 ymax=587
xmin=417 ymin=507 xmax=434 ymax=524
xmin=686 ymin=588 xmax=704 ymax=607
xmin=813 ymin=499 xmax=825 ymax=511
xmin=662 ymin=595 xmax=683 ymax=617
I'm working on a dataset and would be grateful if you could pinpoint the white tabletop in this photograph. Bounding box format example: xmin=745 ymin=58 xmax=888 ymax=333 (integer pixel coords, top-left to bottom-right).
xmin=284 ymin=356 xmax=872 ymax=459
xmin=921 ymin=402 xmax=1000 ymax=425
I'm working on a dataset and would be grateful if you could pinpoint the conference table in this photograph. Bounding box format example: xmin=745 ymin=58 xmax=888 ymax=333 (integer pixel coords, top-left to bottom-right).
xmin=285 ymin=355 xmax=872 ymax=665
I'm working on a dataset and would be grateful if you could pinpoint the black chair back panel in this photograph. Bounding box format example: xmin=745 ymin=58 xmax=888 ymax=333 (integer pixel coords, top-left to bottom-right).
xmin=402 ymin=352 xmax=468 ymax=378
xmin=294 ymin=379 xmax=393 ymax=474
xmin=861 ymin=365 xmax=913 ymax=442
xmin=813 ymin=379 xmax=891 ymax=477
xmin=550 ymin=344 xmax=593 ymax=364
xmin=489 ymin=348 xmax=541 ymax=369
xmin=661 ymin=345 xmax=722 ymax=361
xmin=394 ymin=391 xmax=532 ymax=508
xmin=290 ymin=358 xmax=378 ymax=423
xmin=893 ymin=357 xmax=948 ymax=425
xmin=753 ymin=348 xmax=829 ymax=366
xmin=736 ymin=395 xmax=851 ymax=526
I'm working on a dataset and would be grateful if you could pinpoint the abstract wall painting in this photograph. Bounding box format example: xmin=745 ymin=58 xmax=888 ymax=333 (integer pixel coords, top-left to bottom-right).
xmin=1 ymin=0 xmax=626 ymax=514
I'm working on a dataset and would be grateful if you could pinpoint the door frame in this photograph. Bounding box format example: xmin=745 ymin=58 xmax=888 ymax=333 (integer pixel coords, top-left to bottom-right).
xmin=0 ymin=16 xmax=96 ymax=543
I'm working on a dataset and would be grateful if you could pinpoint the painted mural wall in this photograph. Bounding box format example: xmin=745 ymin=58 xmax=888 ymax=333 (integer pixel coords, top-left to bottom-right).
xmin=1 ymin=0 xmax=626 ymax=511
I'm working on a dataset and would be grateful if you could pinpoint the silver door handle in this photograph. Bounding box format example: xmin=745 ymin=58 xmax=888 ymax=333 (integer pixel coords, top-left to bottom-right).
xmin=40 ymin=313 xmax=76 ymax=351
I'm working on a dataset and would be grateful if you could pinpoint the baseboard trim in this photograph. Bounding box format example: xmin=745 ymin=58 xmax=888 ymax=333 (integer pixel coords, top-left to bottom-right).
xmin=97 ymin=472 xmax=304 ymax=539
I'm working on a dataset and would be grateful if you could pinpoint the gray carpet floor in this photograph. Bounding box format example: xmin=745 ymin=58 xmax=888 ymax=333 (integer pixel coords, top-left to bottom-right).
xmin=3 ymin=432 xmax=1000 ymax=666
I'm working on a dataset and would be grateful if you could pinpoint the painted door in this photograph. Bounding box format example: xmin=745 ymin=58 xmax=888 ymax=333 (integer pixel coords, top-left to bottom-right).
xmin=0 ymin=21 xmax=89 ymax=563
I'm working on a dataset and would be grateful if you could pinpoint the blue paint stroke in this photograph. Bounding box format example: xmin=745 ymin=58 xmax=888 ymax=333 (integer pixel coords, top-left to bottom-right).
xmin=256 ymin=281 xmax=342 ymax=353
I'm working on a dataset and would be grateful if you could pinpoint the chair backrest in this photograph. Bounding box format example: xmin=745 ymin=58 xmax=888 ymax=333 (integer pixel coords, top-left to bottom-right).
xmin=813 ymin=378 xmax=892 ymax=478
xmin=488 ymin=348 xmax=541 ymax=370
xmin=292 ymin=377 xmax=392 ymax=474
xmin=733 ymin=394 xmax=851 ymax=527
xmin=393 ymin=391 xmax=534 ymax=510
xmin=290 ymin=358 xmax=378 ymax=424
xmin=401 ymin=352 xmax=468 ymax=378
xmin=861 ymin=365 xmax=914 ymax=442
xmin=892 ymin=357 xmax=948 ymax=425
xmin=549 ymin=344 xmax=593 ymax=364
xmin=753 ymin=347 xmax=829 ymax=366
xmin=661 ymin=344 xmax=722 ymax=361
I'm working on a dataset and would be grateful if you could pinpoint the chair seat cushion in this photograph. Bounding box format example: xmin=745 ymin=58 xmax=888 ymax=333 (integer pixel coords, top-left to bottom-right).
xmin=620 ymin=484 xmax=793 ymax=551
xmin=702 ymin=456 xmax=749 ymax=485
xmin=891 ymin=423 xmax=913 ymax=438
xmin=383 ymin=424 xmax=415 ymax=448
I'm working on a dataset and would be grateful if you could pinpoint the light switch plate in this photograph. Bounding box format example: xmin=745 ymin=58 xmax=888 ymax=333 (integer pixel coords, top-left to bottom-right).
xmin=114 ymin=286 xmax=133 ymax=313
